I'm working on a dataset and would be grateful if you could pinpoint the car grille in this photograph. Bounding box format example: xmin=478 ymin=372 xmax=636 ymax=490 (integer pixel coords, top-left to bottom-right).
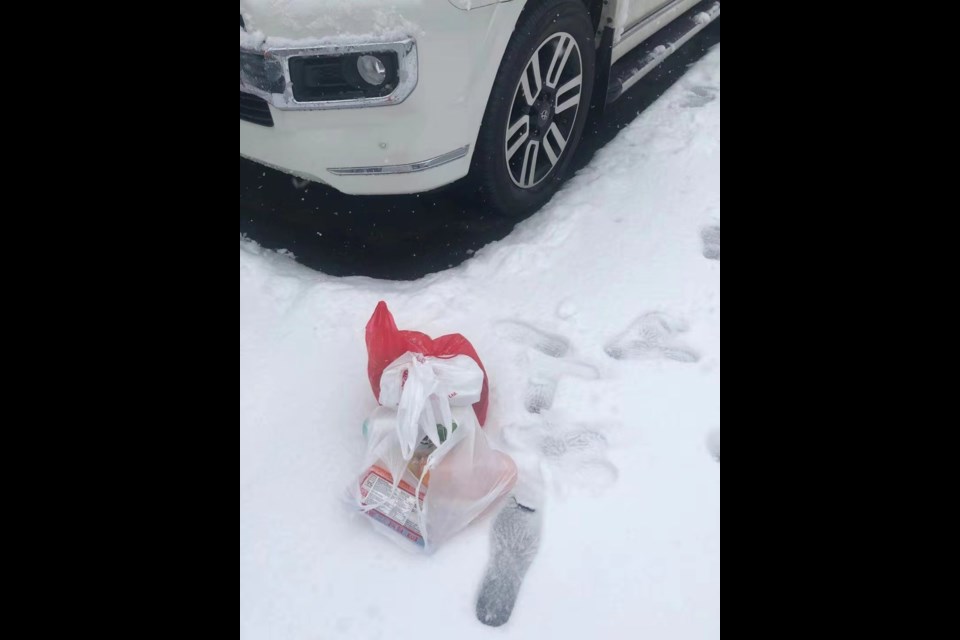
xmin=240 ymin=91 xmax=274 ymax=127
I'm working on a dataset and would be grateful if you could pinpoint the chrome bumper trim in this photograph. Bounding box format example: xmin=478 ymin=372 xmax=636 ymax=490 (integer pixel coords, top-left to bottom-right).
xmin=328 ymin=146 xmax=470 ymax=176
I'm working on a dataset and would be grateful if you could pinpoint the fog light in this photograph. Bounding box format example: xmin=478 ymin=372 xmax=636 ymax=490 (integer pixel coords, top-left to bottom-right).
xmin=288 ymin=51 xmax=399 ymax=102
xmin=357 ymin=55 xmax=387 ymax=86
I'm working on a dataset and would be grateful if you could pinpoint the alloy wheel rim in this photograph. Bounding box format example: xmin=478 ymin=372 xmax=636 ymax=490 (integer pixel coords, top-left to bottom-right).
xmin=505 ymin=32 xmax=584 ymax=190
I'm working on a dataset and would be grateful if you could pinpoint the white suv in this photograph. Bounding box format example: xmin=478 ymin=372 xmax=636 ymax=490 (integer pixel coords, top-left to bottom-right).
xmin=239 ymin=0 xmax=720 ymax=215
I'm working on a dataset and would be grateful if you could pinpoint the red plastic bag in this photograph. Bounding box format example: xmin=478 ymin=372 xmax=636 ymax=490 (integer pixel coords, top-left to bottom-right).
xmin=357 ymin=302 xmax=516 ymax=551
xmin=366 ymin=301 xmax=490 ymax=426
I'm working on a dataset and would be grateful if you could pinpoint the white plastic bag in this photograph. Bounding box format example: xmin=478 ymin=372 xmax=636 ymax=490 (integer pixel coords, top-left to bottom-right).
xmin=379 ymin=352 xmax=485 ymax=463
xmin=353 ymin=354 xmax=517 ymax=552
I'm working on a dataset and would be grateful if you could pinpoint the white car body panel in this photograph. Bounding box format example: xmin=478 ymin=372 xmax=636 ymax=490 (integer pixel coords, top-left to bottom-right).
xmin=623 ymin=0 xmax=664 ymax=34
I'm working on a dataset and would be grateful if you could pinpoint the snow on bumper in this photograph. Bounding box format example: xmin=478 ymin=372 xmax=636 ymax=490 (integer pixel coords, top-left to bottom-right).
xmin=239 ymin=1 xmax=524 ymax=196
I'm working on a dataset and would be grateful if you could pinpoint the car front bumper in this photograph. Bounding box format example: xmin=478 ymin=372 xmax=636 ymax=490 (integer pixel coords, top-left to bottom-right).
xmin=239 ymin=1 xmax=524 ymax=196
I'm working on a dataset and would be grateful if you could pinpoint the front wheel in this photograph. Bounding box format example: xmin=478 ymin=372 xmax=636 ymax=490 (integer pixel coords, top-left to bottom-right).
xmin=470 ymin=0 xmax=596 ymax=217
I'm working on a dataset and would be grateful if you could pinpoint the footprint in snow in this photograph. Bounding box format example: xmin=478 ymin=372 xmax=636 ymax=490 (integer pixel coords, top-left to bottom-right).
xmin=507 ymin=423 xmax=619 ymax=494
xmin=702 ymin=225 xmax=721 ymax=261
xmin=606 ymin=312 xmax=700 ymax=363
xmin=495 ymin=320 xmax=571 ymax=359
xmin=525 ymin=376 xmax=558 ymax=415
xmin=497 ymin=319 xmax=617 ymax=492
xmin=707 ymin=429 xmax=721 ymax=463
xmin=683 ymin=85 xmax=720 ymax=108
xmin=476 ymin=497 xmax=543 ymax=628
xmin=497 ymin=321 xmax=598 ymax=415
xmin=522 ymin=360 xmax=601 ymax=414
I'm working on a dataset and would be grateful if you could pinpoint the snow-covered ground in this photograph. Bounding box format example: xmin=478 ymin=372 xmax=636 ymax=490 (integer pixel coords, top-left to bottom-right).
xmin=240 ymin=46 xmax=720 ymax=640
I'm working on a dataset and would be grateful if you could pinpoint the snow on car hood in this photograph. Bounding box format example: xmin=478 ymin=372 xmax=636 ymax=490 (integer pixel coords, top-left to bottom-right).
xmin=240 ymin=0 xmax=426 ymax=43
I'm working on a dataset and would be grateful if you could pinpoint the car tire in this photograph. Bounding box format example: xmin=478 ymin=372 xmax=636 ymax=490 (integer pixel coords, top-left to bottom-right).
xmin=470 ymin=0 xmax=596 ymax=218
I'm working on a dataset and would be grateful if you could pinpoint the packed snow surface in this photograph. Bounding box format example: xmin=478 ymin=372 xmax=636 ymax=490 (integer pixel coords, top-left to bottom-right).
xmin=240 ymin=46 xmax=720 ymax=640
